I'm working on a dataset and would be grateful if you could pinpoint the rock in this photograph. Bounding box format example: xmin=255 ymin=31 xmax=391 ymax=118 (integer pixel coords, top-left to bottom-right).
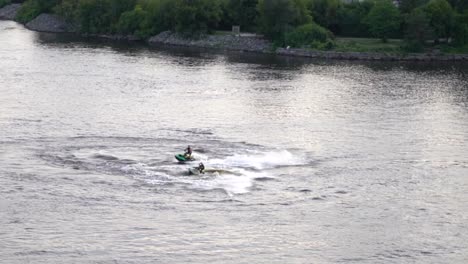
xmin=148 ymin=31 xmax=271 ymax=53
xmin=0 ymin=4 xmax=21 ymax=20
xmin=25 ymin=13 xmax=75 ymax=33
xmin=94 ymin=34 xmax=141 ymax=41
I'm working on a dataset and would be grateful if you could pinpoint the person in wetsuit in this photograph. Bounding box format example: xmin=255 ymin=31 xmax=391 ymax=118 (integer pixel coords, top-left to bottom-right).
xmin=198 ymin=162 xmax=205 ymax=174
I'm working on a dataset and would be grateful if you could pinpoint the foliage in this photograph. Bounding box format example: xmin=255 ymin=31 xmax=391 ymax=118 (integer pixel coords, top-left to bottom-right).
xmin=116 ymin=5 xmax=148 ymax=36
xmin=403 ymin=8 xmax=433 ymax=52
xmin=135 ymin=0 xmax=177 ymax=37
xmin=424 ymin=0 xmax=455 ymax=41
xmin=308 ymin=0 xmax=342 ymax=33
xmin=452 ymin=10 xmax=468 ymax=46
xmin=76 ymin=0 xmax=113 ymax=34
xmin=0 ymin=0 xmax=11 ymax=9
xmin=399 ymin=0 xmax=429 ymax=14
xmin=285 ymin=23 xmax=333 ymax=48
xmin=365 ymin=0 xmax=401 ymax=42
xmin=257 ymin=0 xmax=312 ymax=44
xmin=337 ymin=0 xmax=373 ymax=37
xmin=221 ymin=0 xmax=258 ymax=32
xmin=173 ymin=0 xmax=222 ymax=36
xmin=7 ymin=0 xmax=468 ymax=53
xmin=16 ymin=0 xmax=60 ymax=23
xmin=448 ymin=0 xmax=468 ymax=13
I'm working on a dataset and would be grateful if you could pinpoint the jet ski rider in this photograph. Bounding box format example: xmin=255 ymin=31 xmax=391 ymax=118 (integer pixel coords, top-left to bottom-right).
xmin=198 ymin=162 xmax=205 ymax=174
xmin=184 ymin=145 xmax=192 ymax=158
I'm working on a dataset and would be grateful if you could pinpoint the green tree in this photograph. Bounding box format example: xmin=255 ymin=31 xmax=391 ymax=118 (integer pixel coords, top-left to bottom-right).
xmin=257 ymin=0 xmax=312 ymax=43
xmin=77 ymin=0 xmax=113 ymax=33
xmin=116 ymin=5 xmax=149 ymax=36
xmin=365 ymin=0 xmax=401 ymax=42
xmin=221 ymin=0 xmax=258 ymax=32
xmin=16 ymin=0 xmax=60 ymax=23
xmin=453 ymin=10 xmax=468 ymax=46
xmin=424 ymin=0 xmax=455 ymax=42
xmin=403 ymin=8 xmax=433 ymax=51
xmin=285 ymin=22 xmax=334 ymax=48
xmin=448 ymin=0 xmax=468 ymax=13
xmin=307 ymin=0 xmax=343 ymax=33
xmin=399 ymin=0 xmax=429 ymax=13
xmin=337 ymin=0 xmax=373 ymax=37
xmin=54 ymin=0 xmax=80 ymax=24
xmin=173 ymin=0 xmax=222 ymax=35
xmin=137 ymin=0 xmax=177 ymax=36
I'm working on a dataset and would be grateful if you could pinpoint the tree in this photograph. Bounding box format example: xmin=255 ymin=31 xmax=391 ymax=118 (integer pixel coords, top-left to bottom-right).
xmin=337 ymin=0 xmax=373 ymax=37
xmin=307 ymin=0 xmax=343 ymax=33
xmin=448 ymin=0 xmax=468 ymax=13
xmin=139 ymin=0 xmax=178 ymax=35
xmin=222 ymin=0 xmax=258 ymax=32
xmin=285 ymin=22 xmax=334 ymax=48
xmin=424 ymin=0 xmax=455 ymax=42
xmin=365 ymin=0 xmax=401 ymax=42
xmin=77 ymin=0 xmax=113 ymax=34
xmin=257 ymin=0 xmax=312 ymax=43
xmin=116 ymin=5 xmax=148 ymax=36
xmin=16 ymin=0 xmax=61 ymax=23
xmin=173 ymin=0 xmax=222 ymax=35
xmin=403 ymin=8 xmax=433 ymax=51
xmin=54 ymin=0 xmax=80 ymax=24
xmin=399 ymin=0 xmax=429 ymax=14
xmin=453 ymin=10 xmax=468 ymax=46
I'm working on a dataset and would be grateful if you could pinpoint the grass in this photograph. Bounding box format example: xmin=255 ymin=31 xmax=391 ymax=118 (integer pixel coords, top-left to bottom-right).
xmin=213 ymin=30 xmax=235 ymax=36
xmin=437 ymin=44 xmax=468 ymax=54
xmin=333 ymin=37 xmax=403 ymax=53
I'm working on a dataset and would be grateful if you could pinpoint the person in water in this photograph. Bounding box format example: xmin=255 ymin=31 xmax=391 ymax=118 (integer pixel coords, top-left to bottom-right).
xmin=184 ymin=145 xmax=192 ymax=158
xmin=198 ymin=162 xmax=205 ymax=174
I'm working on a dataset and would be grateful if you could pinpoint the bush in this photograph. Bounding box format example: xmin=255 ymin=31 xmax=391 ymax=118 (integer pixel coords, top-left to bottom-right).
xmin=424 ymin=0 xmax=455 ymax=41
xmin=173 ymin=0 xmax=222 ymax=36
xmin=452 ymin=11 xmax=468 ymax=46
xmin=16 ymin=0 xmax=41 ymax=23
xmin=285 ymin=23 xmax=334 ymax=48
xmin=257 ymin=0 xmax=312 ymax=43
xmin=116 ymin=5 xmax=149 ymax=36
xmin=220 ymin=0 xmax=258 ymax=32
xmin=54 ymin=0 xmax=79 ymax=24
xmin=403 ymin=8 xmax=433 ymax=51
xmin=139 ymin=0 xmax=177 ymax=36
xmin=365 ymin=0 xmax=401 ymax=42
xmin=76 ymin=0 xmax=113 ymax=34
xmin=16 ymin=0 xmax=60 ymax=23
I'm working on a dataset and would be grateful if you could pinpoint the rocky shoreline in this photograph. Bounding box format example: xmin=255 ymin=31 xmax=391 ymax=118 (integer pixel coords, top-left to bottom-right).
xmin=25 ymin=13 xmax=74 ymax=33
xmin=1 ymin=3 xmax=468 ymax=62
xmin=148 ymin=31 xmax=271 ymax=53
xmin=0 ymin=3 xmax=20 ymax=20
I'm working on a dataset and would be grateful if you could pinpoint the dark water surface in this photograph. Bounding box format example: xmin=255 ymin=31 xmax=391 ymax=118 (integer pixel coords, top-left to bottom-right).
xmin=1 ymin=21 xmax=468 ymax=263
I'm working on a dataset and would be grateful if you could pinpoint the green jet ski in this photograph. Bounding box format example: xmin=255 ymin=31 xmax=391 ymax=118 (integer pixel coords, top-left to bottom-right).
xmin=175 ymin=154 xmax=195 ymax=163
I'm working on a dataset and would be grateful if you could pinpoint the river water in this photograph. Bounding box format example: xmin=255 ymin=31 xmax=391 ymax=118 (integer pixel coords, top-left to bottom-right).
xmin=1 ymin=21 xmax=467 ymax=263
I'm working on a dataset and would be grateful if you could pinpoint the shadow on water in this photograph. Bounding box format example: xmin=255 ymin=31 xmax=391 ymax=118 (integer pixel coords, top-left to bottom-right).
xmin=34 ymin=29 xmax=468 ymax=107
xmin=35 ymin=31 xmax=468 ymax=73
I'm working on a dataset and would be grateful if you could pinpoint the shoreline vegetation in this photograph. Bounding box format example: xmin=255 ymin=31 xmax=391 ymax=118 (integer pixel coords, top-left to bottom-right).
xmin=1 ymin=0 xmax=468 ymax=61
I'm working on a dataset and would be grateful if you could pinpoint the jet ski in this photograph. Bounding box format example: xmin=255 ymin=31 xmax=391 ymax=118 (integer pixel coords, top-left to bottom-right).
xmin=175 ymin=154 xmax=195 ymax=163
xmin=188 ymin=167 xmax=237 ymax=176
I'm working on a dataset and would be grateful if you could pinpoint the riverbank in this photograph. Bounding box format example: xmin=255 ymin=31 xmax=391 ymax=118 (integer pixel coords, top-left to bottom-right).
xmin=0 ymin=3 xmax=20 ymax=20
xmin=2 ymin=3 xmax=468 ymax=62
